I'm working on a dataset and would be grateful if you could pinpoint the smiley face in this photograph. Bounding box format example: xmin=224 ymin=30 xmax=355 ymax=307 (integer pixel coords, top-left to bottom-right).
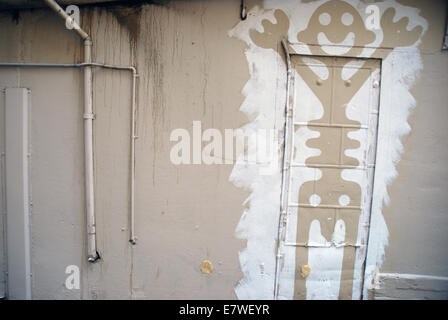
xmin=298 ymin=0 xmax=376 ymax=56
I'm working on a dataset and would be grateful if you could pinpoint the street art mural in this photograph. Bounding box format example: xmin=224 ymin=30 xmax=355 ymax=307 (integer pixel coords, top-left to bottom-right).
xmin=229 ymin=0 xmax=426 ymax=299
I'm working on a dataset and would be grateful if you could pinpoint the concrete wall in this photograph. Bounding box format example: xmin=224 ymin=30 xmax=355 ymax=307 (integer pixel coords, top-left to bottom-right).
xmin=0 ymin=0 xmax=248 ymax=300
xmin=0 ymin=0 xmax=447 ymax=299
xmin=377 ymin=0 xmax=448 ymax=299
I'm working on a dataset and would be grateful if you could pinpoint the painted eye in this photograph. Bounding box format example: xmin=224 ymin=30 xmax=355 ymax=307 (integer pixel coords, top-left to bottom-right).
xmin=318 ymin=12 xmax=331 ymax=26
xmin=309 ymin=194 xmax=321 ymax=207
xmin=339 ymin=195 xmax=351 ymax=206
xmin=341 ymin=12 xmax=354 ymax=26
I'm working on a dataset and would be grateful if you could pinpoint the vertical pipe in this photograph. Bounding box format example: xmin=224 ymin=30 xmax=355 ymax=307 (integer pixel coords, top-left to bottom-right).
xmin=44 ymin=0 xmax=140 ymax=260
xmin=44 ymin=0 xmax=99 ymax=262
xmin=83 ymin=39 xmax=99 ymax=262
xmin=130 ymin=73 xmax=137 ymax=245
xmin=274 ymin=39 xmax=292 ymax=299
xmin=0 ymin=60 xmax=140 ymax=256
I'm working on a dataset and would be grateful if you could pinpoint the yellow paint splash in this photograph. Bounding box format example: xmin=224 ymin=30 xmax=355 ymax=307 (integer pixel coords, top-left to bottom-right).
xmin=200 ymin=260 xmax=213 ymax=274
xmin=301 ymin=265 xmax=311 ymax=278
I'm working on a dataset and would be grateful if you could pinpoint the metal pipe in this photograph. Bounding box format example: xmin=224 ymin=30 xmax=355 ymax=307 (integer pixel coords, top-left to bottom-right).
xmin=273 ymin=39 xmax=292 ymax=299
xmin=0 ymin=62 xmax=139 ymax=254
xmin=44 ymin=0 xmax=100 ymax=262
xmin=0 ymin=61 xmax=139 ymax=252
xmin=130 ymin=72 xmax=138 ymax=245
xmin=3 ymin=0 xmax=144 ymax=267
xmin=0 ymin=62 xmax=136 ymax=72
xmin=43 ymin=0 xmax=98 ymax=262
xmin=83 ymin=39 xmax=99 ymax=262
xmin=240 ymin=0 xmax=247 ymax=20
xmin=43 ymin=0 xmax=138 ymax=258
xmin=44 ymin=0 xmax=89 ymax=40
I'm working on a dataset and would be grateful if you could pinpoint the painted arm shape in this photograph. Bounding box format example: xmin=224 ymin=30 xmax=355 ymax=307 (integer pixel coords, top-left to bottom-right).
xmin=249 ymin=8 xmax=423 ymax=103
xmin=340 ymin=7 xmax=424 ymax=97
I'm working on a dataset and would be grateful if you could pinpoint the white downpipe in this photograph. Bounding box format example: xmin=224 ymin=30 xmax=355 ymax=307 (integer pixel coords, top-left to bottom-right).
xmin=44 ymin=0 xmax=98 ymax=261
xmin=83 ymin=39 xmax=99 ymax=262
xmin=130 ymin=72 xmax=137 ymax=245
xmin=0 ymin=62 xmax=139 ymax=252
xmin=6 ymin=0 xmax=141 ymax=263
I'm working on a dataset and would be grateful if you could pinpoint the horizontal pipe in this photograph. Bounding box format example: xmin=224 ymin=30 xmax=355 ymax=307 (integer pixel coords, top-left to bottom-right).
xmin=290 ymin=163 xmax=375 ymax=170
xmin=289 ymin=203 xmax=362 ymax=210
xmin=294 ymin=121 xmax=368 ymax=129
xmin=283 ymin=242 xmax=362 ymax=248
xmin=0 ymin=60 xmax=139 ymax=249
xmin=0 ymin=62 xmax=136 ymax=73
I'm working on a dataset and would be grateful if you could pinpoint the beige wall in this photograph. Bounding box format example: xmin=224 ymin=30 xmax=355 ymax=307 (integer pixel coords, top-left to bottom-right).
xmin=0 ymin=0 xmax=447 ymax=299
xmin=0 ymin=1 xmax=248 ymax=299
xmin=381 ymin=0 xmax=448 ymax=278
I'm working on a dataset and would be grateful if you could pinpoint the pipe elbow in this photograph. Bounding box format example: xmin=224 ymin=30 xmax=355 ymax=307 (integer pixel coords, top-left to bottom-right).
xmin=88 ymin=251 xmax=100 ymax=263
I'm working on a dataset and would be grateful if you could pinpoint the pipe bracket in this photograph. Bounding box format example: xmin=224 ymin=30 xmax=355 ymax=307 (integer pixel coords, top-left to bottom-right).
xmin=83 ymin=113 xmax=95 ymax=120
xmin=240 ymin=0 xmax=247 ymax=20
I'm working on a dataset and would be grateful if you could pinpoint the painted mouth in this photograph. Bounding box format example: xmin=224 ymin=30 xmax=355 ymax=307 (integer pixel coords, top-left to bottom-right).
xmin=317 ymin=32 xmax=355 ymax=55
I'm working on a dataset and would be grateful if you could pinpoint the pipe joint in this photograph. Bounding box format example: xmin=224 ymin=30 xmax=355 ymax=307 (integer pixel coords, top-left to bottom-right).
xmin=83 ymin=113 xmax=95 ymax=120
xmin=87 ymin=251 xmax=100 ymax=263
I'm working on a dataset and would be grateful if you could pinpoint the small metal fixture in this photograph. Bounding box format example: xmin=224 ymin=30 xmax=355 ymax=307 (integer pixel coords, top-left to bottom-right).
xmin=240 ymin=0 xmax=247 ymax=20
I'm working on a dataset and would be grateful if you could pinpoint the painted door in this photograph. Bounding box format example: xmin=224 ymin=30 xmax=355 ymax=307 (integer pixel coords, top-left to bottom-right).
xmin=278 ymin=56 xmax=381 ymax=300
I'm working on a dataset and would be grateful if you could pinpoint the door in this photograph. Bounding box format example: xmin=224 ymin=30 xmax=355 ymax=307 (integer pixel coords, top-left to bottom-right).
xmin=277 ymin=55 xmax=381 ymax=300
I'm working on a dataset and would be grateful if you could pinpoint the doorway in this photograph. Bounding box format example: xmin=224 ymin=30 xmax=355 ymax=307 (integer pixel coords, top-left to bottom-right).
xmin=277 ymin=55 xmax=381 ymax=300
